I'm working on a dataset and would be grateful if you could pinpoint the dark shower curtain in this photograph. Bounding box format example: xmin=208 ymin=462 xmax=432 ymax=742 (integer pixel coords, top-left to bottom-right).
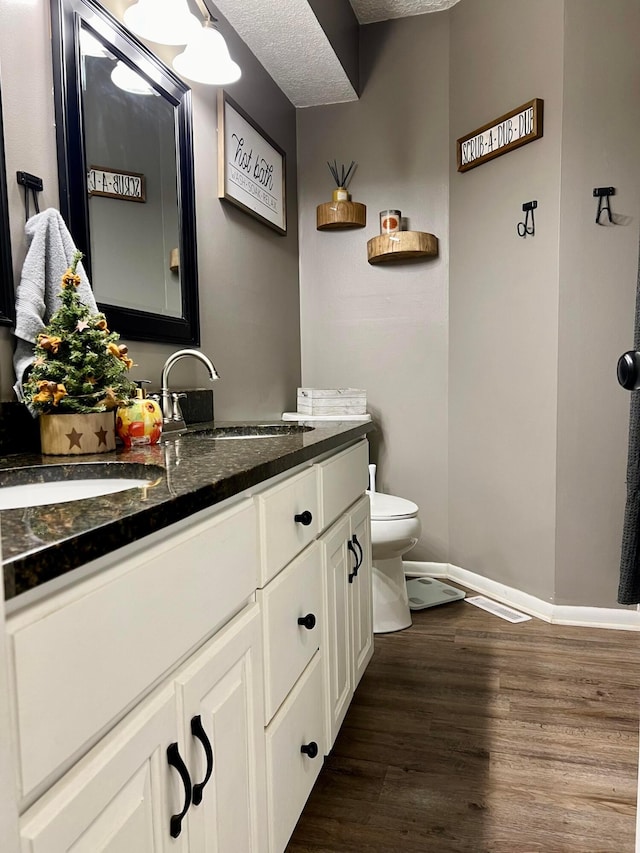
xmin=618 ymin=234 xmax=640 ymax=604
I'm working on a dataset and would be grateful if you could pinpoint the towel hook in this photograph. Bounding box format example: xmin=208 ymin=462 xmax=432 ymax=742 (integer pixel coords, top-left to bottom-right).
xmin=16 ymin=171 xmax=43 ymax=221
xmin=517 ymin=200 xmax=537 ymax=238
xmin=594 ymin=187 xmax=615 ymax=225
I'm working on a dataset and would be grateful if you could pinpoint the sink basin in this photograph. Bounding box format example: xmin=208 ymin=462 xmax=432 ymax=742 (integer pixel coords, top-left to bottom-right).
xmin=0 ymin=462 xmax=164 ymax=510
xmin=193 ymin=424 xmax=314 ymax=440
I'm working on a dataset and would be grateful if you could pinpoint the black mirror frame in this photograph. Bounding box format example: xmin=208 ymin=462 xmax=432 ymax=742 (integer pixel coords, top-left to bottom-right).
xmin=50 ymin=0 xmax=200 ymax=345
xmin=0 ymin=76 xmax=14 ymax=327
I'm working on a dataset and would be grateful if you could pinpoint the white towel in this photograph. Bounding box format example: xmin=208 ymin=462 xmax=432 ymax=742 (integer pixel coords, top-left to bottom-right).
xmin=13 ymin=208 xmax=98 ymax=402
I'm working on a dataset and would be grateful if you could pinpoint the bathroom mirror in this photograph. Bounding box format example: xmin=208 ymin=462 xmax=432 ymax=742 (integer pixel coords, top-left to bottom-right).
xmin=0 ymin=76 xmax=14 ymax=327
xmin=50 ymin=0 xmax=199 ymax=344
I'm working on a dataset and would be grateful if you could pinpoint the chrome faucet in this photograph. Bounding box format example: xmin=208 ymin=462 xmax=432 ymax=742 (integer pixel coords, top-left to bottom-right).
xmin=159 ymin=348 xmax=220 ymax=434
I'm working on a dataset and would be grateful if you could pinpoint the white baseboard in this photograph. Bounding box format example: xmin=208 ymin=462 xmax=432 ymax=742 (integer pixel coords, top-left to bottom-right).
xmin=403 ymin=560 xmax=640 ymax=631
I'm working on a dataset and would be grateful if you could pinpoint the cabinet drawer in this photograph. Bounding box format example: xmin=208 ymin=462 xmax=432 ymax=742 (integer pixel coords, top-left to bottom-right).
xmin=317 ymin=439 xmax=369 ymax=529
xmin=259 ymin=542 xmax=323 ymax=723
xmin=256 ymin=466 xmax=319 ymax=586
xmin=265 ymin=652 xmax=325 ymax=853
xmin=8 ymin=498 xmax=258 ymax=802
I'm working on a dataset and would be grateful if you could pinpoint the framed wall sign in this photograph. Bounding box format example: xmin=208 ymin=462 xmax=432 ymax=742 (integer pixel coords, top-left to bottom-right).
xmin=88 ymin=165 xmax=146 ymax=202
xmin=457 ymin=98 xmax=544 ymax=173
xmin=217 ymin=91 xmax=286 ymax=234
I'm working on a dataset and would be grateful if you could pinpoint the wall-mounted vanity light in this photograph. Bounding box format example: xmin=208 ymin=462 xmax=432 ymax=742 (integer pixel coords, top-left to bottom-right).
xmin=173 ymin=18 xmax=241 ymax=85
xmin=123 ymin=0 xmax=199 ymax=45
xmin=124 ymin=0 xmax=241 ymax=85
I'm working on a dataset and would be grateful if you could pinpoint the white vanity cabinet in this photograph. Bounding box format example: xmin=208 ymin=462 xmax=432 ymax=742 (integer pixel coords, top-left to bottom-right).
xmin=4 ymin=435 xmax=373 ymax=853
xmin=19 ymin=603 xmax=266 ymax=853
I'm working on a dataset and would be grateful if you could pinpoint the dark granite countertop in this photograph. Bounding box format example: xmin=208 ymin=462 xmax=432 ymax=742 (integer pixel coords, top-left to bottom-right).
xmin=0 ymin=419 xmax=374 ymax=601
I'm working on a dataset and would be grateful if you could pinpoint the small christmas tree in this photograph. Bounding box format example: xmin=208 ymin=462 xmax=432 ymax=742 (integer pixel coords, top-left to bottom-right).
xmin=24 ymin=251 xmax=136 ymax=414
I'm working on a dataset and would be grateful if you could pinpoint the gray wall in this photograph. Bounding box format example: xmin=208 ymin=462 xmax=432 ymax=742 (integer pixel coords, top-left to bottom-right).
xmin=448 ymin=0 xmax=564 ymax=602
xmin=297 ymin=14 xmax=451 ymax=562
xmin=0 ymin=0 xmax=301 ymax=419
xmin=555 ymin=0 xmax=640 ymax=607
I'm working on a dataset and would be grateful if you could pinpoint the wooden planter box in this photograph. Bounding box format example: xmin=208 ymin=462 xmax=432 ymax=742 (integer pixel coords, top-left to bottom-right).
xmin=39 ymin=412 xmax=116 ymax=456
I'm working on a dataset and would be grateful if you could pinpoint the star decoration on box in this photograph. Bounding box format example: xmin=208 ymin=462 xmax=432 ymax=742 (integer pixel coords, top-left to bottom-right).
xmin=94 ymin=426 xmax=109 ymax=447
xmin=65 ymin=428 xmax=83 ymax=449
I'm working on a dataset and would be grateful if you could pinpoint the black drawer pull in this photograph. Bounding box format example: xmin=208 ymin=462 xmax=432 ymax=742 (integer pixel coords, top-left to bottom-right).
xmin=297 ymin=613 xmax=316 ymax=630
xmin=301 ymin=741 xmax=319 ymax=759
xmin=167 ymin=742 xmax=192 ymax=838
xmin=190 ymin=715 xmax=214 ymax=806
xmin=294 ymin=510 xmax=313 ymax=526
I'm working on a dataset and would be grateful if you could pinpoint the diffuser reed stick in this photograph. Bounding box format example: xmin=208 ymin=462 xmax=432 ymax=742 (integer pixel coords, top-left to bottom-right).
xmin=327 ymin=160 xmax=356 ymax=190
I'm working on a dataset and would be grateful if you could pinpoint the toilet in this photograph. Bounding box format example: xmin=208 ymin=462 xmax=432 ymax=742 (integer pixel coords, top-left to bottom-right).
xmin=368 ymin=465 xmax=421 ymax=633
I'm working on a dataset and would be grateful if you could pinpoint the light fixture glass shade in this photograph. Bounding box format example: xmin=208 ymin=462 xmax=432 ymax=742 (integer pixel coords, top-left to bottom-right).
xmin=172 ymin=21 xmax=241 ymax=85
xmin=111 ymin=61 xmax=156 ymax=95
xmin=80 ymin=27 xmax=112 ymax=58
xmin=123 ymin=0 xmax=200 ymax=45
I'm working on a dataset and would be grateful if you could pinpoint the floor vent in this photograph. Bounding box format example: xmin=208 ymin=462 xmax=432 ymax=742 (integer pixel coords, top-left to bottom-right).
xmin=465 ymin=595 xmax=531 ymax=623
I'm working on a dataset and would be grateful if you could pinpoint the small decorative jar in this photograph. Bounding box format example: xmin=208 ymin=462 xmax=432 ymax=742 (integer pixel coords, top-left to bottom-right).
xmin=380 ymin=209 xmax=401 ymax=234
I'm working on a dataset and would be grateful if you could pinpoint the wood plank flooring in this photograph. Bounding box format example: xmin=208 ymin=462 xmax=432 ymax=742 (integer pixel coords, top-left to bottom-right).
xmin=287 ymin=589 xmax=640 ymax=853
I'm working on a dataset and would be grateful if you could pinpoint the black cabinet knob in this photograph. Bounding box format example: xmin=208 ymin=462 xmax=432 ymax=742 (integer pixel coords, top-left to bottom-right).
xmin=297 ymin=613 xmax=316 ymax=630
xmin=294 ymin=510 xmax=313 ymax=526
xmin=301 ymin=741 xmax=319 ymax=758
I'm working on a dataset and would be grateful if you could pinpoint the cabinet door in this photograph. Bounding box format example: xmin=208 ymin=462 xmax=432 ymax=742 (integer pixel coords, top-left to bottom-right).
xmin=320 ymin=515 xmax=353 ymax=751
xmin=20 ymin=687 xmax=182 ymax=853
xmin=175 ymin=603 xmax=267 ymax=853
xmin=349 ymin=496 xmax=374 ymax=688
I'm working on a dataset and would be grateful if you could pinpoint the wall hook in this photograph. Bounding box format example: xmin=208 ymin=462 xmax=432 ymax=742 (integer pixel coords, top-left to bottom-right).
xmin=594 ymin=187 xmax=615 ymax=225
xmin=517 ymin=200 xmax=537 ymax=238
xmin=16 ymin=171 xmax=43 ymax=221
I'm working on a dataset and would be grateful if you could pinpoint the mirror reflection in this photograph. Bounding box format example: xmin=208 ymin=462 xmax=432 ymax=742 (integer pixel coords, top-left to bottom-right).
xmin=50 ymin=0 xmax=199 ymax=344
xmin=80 ymin=23 xmax=181 ymax=319
xmin=0 ymin=76 xmax=13 ymax=327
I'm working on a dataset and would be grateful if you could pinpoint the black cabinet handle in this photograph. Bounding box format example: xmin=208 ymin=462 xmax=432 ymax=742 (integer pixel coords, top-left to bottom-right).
xmin=301 ymin=741 xmax=319 ymax=758
xmin=347 ymin=539 xmax=359 ymax=583
xmin=297 ymin=613 xmax=316 ymax=630
xmin=190 ymin=715 xmax=214 ymax=806
xmin=352 ymin=534 xmax=364 ymax=569
xmin=167 ymin=742 xmax=192 ymax=838
xmin=294 ymin=510 xmax=313 ymax=526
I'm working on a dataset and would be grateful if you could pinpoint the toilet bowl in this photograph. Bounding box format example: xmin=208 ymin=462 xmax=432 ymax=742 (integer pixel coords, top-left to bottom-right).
xmin=368 ymin=485 xmax=421 ymax=633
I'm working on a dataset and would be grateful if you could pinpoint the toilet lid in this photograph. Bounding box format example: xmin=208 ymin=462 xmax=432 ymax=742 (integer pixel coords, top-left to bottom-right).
xmin=368 ymin=491 xmax=419 ymax=520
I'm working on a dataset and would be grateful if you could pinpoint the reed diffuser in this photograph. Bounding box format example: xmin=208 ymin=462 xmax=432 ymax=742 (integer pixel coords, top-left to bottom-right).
xmin=316 ymin=160 xmax=366 ymax=230
xmin=327 ymin=160 xmax=356 ymax=202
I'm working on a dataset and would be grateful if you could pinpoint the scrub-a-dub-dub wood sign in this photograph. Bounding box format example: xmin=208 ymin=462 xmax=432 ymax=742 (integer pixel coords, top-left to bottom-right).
xmin=218 ymin=91 xmax=286 ymax=234
xmin=457 ymin=99 xmax=543 ymax=173
xmin=87 ymin=166 xmax=146 ymax=202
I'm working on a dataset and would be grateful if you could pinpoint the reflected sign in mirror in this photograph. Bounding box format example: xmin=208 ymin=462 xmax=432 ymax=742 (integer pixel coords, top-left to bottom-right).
xmin=50 ymin=0 xmax=199 ymax=344
xmin=0 ymin=76 xmax=14 ymax=327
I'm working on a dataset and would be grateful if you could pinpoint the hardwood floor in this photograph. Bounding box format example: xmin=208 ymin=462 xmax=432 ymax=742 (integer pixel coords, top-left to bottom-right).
xmin=287 ymin=590 xmax=640 ymax=853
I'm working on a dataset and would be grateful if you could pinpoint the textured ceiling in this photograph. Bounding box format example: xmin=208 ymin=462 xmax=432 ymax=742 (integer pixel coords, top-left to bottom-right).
xmin=349 ymin=0 xmax=463 ymax=24
xmin=215 ymin=0 xmax=462 ymax=108
xmin=213 ymin=0 xmax=358 ymax=108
